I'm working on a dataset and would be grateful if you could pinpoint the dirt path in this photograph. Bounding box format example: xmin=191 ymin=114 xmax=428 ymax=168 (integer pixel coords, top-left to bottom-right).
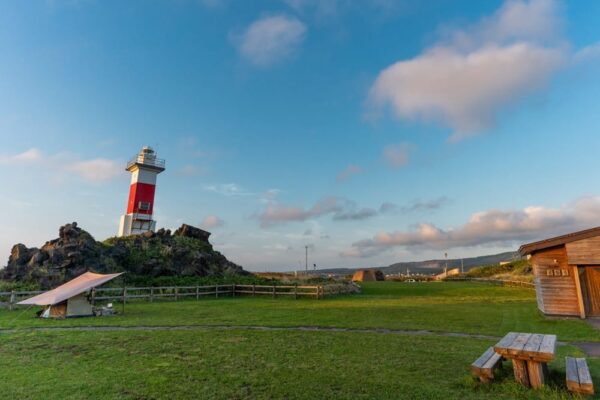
xmin=6 ymin=324 xmax=594 ymax=355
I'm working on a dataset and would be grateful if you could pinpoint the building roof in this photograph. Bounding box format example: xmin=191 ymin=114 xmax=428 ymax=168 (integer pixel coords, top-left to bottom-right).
xmin=519 ymin=226 xmax=600 ymax=256
xmin=17 ymin=272 xmax=123 ymax=306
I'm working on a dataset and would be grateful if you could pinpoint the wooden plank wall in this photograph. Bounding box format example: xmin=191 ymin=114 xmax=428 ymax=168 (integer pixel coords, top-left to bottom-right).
xmin=532 ymin=246 xmax=580 ymax=316
xmin=567 ymin=237 xmax=600 ymax=265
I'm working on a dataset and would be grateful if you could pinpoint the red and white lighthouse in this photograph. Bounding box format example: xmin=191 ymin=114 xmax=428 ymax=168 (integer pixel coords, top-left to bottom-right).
xmin=117 ymin=146 xmax=166 ymax=236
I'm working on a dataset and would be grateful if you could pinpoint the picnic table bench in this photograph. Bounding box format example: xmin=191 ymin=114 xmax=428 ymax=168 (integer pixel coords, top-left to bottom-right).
xmin=471 ymin=347 xmax=503 ymax=382
xmin=566 ymin=357 xmax=594 ymax=395
xmin=493 ymin=332 xmax=556 ymax=389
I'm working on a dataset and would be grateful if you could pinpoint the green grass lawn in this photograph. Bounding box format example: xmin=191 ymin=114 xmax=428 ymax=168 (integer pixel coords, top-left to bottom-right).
xmin=1 ymin=281 xmax=599 ymax=399
xmin=2 ymin=281 xmax=598 ymax=341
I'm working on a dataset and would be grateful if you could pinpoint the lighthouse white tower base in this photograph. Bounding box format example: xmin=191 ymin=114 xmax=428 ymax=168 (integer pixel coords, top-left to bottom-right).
xmin=118 ymin=214 xmax=157 ymax=237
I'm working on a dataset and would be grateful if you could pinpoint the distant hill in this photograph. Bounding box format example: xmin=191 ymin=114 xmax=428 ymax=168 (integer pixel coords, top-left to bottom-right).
xmin=316 ymin=251 xmax=520 ymax=276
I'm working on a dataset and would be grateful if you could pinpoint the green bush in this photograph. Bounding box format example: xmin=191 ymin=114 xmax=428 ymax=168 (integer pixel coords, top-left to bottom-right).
xmin=465 ymin=259 xmax=530 ymax=278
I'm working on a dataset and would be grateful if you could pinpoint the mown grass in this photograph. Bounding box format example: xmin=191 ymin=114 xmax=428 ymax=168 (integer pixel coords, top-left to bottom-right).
xmin=0 ymin=281 xmax=599 ymax=399
xmin=1 ymin=282 xmax=598 ymax=341
xmin=0 ymin=329 xmax=595 ymax=399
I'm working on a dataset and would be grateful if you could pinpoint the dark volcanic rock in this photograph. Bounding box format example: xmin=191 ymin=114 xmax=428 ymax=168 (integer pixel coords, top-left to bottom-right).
xmin=1 ymin=222 xmax=248 ymax=288
xmin=173 ymin=224 xmax=211 ymax=242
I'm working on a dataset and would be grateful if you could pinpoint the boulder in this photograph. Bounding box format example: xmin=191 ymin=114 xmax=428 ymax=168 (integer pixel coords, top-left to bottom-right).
xmin=174 ymin=224 xmax=211 ymax=243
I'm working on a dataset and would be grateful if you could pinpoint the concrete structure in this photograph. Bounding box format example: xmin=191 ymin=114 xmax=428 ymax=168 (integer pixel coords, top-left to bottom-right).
xmin=118 ymin=146 xmax=165 ymax=236
xmin=520 ymin=226 xmax=600 ymax=319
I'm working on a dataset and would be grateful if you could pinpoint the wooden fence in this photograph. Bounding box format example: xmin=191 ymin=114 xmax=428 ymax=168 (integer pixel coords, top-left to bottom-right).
xmin=0 ymin=283 xmax=357 ymax=310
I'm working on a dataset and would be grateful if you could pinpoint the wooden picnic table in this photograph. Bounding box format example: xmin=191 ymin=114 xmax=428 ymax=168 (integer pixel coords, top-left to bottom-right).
xmin=494 ymin=332 xmax=557 ymax=388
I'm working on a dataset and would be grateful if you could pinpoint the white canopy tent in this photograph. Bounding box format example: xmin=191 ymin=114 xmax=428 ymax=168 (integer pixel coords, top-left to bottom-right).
xmin=18 ymin=272 xmax=123 ymax=318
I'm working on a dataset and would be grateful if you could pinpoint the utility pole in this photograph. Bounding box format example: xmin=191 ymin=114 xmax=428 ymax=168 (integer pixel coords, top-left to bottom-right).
xmin=444 ymin=252 xmax=448 ymax=275
xmin=305 ymin=245 xmax=308 ymax=274
xmin=461 ymin=258 xmax=464 ymax=274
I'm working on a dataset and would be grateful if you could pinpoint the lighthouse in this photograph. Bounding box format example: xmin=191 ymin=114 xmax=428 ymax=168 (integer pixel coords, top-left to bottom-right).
xmin=117 ymin=146 xmax=166 ymax=237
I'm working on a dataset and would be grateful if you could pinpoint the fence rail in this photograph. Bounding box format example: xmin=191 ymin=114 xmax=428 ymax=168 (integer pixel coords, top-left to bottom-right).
xmin=0 ymin=282 xmax=357 ymax=309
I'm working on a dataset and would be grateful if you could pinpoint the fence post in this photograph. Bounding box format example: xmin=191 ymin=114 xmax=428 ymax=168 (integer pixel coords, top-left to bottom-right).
xmin=150 ymin=287 xmax=154 ymax=303
xmin=215 ymin=285 xmax=219 ymax=299
xmin=272 ymin=285 xmax=276 ymax=299
xmin=175 ymin=287 xmax=179 ymax=301
xmin=123 ymin=287 xmax=127 ymax=305
xmin=252 ymin=284 xmax=256 ymax=297
xmin=196 ymin=286 xmax=199 ymax=300
xmin=232 ymin=284 xmax=236 ymax=298
xmin=294 ymin=284 xmax=298 ymax=300
xmin=91 ymin=288 xmax=96 ymax=306
xmin=9 ymin=290 xmax=15 ymax=311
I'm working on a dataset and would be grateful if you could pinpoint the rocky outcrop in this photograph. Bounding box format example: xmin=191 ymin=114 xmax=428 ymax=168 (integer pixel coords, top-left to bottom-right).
xmin=173 ymin=224 xmax=210 ymax=242
xmin=1 ymin=222 xmax=247 ymax=289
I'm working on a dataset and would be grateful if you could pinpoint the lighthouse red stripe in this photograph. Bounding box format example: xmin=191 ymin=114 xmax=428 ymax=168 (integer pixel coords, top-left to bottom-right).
xmin=126 ymin=182 xmax=156 ymax=214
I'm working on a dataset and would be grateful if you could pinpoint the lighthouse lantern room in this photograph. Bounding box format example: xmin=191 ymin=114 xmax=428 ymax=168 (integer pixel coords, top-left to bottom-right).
xmin=118 ymin=146 xmax=165 ymax=237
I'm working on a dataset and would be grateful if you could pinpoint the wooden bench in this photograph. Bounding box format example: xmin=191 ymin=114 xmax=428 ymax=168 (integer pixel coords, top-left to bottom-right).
xmin=566 ymin=357 xmax=594 ymax=395
xmin=471 ymin=347 xmax=503 ymax=382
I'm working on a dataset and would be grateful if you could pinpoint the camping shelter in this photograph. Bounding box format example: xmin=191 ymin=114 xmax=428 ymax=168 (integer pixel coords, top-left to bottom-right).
xmin=519 ymin=227 xmax=600 ymax=319
xmin=18 ymin=271 xmax=122 ymax=318
xmin=352 ymin=269 xmax=384 ymax=282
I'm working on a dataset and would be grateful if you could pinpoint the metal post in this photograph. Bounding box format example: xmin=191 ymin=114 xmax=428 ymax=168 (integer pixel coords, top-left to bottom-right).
xmin=444 ymin=252 xmax=448 ymax=275
xmin=305 ymin=245 xmax=308 ymax=274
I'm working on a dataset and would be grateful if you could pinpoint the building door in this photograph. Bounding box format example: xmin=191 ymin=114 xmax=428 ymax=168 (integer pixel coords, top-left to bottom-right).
xmin=584 ymin=267 xmax=600 ymax=316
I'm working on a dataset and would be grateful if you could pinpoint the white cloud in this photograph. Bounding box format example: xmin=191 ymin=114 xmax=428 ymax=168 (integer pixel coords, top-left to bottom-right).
xmin=204 ymin=183 xmax=254 ymax=196
xmin=574 ymin=43 xmax=600 ymax=64
xmin=202 ymin=215 xmax=224 ymax=229
xmin=336 ymin=164 xmax=362 ymax=182
xmin=0 ymin=148 xmax=43 ymax=164
xmin=234 ymin=15 xmax=307 ymax=67
xmin=368 ymin=0 xmax=571 ymax=140
xmin=66 ymin=159 xmax=121 ymax=182
xmin=258 ymin=197 xmax=342 ymax=227
xmin=383 ymin=143 xmax=411 ymax=168
xmin=343 ymin=196 xmax=600 ymax=257
xmin=257 ymin=197 xmax=394 ymax=227
xmin=0 ymin=148 xmax=121 ymax=182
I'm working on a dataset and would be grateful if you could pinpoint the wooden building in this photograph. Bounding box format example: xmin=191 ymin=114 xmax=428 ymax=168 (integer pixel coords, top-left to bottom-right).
xmin=519 ymin=227 xmax=600 ymax=319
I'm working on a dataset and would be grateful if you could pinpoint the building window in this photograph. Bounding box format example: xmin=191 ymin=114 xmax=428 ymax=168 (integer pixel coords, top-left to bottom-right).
xmin=138 ymin=201 xmax=151 ymax=211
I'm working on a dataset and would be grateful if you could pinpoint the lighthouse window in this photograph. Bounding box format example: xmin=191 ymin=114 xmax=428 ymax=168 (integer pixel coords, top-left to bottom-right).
xmin=138 ymin=201 xmax=151 ymax=211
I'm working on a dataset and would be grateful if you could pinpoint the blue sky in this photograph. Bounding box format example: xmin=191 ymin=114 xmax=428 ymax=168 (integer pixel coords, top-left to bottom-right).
xmin=1 ymin=0 xmax=600 ymax=271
